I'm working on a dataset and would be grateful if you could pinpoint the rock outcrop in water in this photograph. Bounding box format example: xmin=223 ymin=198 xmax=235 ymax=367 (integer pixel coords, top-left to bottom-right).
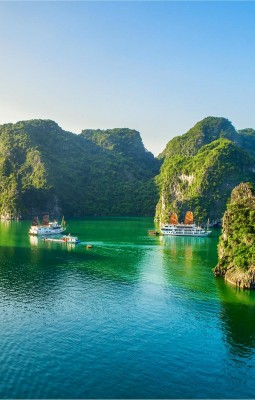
xmin=214 ymin=182 xmax=255 ymax=289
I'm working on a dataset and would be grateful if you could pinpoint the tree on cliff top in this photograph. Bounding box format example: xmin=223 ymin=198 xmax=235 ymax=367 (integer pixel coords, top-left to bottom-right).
xmin=158 ymin=117 xmax=236 ymax=159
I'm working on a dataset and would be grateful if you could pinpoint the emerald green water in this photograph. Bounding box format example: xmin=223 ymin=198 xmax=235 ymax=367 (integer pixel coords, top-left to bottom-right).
xmin=0 ymin=218 xmax=255 ymax=398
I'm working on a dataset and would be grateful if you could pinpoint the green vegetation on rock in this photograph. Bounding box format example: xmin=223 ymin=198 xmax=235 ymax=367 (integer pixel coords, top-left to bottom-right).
xmin=0 ymin=120 xmax=160 ymax=218
xmin=156 ymin=117 xmax=255 ymax=224
xmin=214 ymin=183 xmax=255 ymax=289
xmin=1 ymin=115 xmax=255 ymax=222
xmin=158 ymin=116 xmax=237 ymax=159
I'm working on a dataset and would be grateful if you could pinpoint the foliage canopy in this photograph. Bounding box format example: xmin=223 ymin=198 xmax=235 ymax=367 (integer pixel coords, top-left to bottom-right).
xmin=0 ymin=120 xmax=160 ymax=217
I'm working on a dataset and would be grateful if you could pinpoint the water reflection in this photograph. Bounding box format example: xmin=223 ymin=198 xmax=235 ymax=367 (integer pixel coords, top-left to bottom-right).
xmin=29 ymin=235 xmax=78 ymax=252
xmin=160 ymin=234 xmax=255 ymax=359
xmin=29 ymin=235 xmax=38 ymax=246
xmin=160 ymin=235 xmax=207 ymax=266
xmin=160 ymin=235 xmax=218 ymax=293
xmin=216 ymin=279 xmax=255 ymax=358
xmin=1 ymin=220 xmax=255 ymax=399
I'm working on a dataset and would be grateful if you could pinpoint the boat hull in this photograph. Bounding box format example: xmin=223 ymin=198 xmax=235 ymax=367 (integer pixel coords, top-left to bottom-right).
xmin=160 ymin=223 xmax=211 ymax=237
xmin=29 ymin=227 xmax=65 ymax=236
xmin=42 ymin=237 xmax=80 ymax=244
xmin=161 ymin=231 xmax=211 ymax=237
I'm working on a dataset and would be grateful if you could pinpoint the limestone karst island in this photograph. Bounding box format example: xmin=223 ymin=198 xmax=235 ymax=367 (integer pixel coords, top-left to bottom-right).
xmin=1 ymin=116 xmax=255 ymax=224
xmin=3 ymin=2 xmax=255 ymax=397
xmin=1 ymin=116 xmax=255 ymax=289
xmin=215 ymin=182 xmax=255 ymax=289
xmin=1 ymin=114 xmax=255 ymax=400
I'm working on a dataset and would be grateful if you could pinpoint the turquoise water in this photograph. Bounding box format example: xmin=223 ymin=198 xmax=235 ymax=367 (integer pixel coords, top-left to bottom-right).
xmin=0 ymin=218 xmax=255 ymax=399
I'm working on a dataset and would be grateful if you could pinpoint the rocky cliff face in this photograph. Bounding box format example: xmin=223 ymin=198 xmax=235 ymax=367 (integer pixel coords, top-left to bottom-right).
xmin=214 ymin=183 xmax=255 ymax=289
xmin=156 ymin=117 xmax=255 ymax=224
xmin=2 ymin=116 xmax=255 ymax=221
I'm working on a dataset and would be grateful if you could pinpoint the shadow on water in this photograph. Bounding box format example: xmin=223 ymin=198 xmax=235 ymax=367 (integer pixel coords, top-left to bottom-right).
xmin=160 ymin=232 xmax=255 ymax=359
xmin=216 ymin=278 xmax=255 ymax=358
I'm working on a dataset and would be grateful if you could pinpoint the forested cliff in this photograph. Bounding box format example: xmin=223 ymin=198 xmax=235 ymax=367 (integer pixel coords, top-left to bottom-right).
xmin=1 ymin=116 xmax=255 ymax=221
xmin=0 ymin=120 xmax=160 ymax=218
xmin=214 ymin=183 xmax=255 ymax=289
xmin=155 ymin=117 xmax=255 ymax=224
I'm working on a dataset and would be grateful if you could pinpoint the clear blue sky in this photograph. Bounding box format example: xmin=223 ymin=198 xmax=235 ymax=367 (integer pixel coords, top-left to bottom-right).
xmin=0 ymin=1 xmax=254 ymax=155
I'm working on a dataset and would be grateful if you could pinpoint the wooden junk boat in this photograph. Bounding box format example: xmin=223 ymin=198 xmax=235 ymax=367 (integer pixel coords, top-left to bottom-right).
xmin=160 ymin=211 xmax=211 ymax=237
xmin=29 ymin=215 xmax=66 ymax=236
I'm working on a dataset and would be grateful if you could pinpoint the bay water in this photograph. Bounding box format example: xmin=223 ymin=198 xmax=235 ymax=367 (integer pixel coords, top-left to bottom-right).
xmin=0 ymin=218 xmax=255 ymax=398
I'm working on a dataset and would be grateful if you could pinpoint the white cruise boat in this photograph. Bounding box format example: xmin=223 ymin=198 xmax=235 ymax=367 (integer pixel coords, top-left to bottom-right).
xmin=29 ymin=215 xmax=66 ymax=236
xmin=161 ymin=211 xmax=211 ymax=237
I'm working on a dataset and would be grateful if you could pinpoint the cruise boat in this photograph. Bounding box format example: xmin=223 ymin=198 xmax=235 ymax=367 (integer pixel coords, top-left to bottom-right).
xmin=161 ymin=211 xmax=211 ymax=237
xmin=29 ymin=215 xmax=66 ymax=235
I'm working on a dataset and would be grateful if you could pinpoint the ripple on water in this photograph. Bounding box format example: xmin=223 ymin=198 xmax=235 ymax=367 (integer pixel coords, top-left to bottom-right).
xmin=0 ymin=220 xmax=255 ymax=398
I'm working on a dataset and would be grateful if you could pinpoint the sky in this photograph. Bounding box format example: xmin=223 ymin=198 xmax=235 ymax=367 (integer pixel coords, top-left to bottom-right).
xmin=0 ymin=1 xmax=255 ymax=155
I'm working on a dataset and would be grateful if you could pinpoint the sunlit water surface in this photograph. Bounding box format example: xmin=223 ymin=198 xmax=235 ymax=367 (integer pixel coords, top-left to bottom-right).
xmin=0 ymin=218 xmax=255 ymax=399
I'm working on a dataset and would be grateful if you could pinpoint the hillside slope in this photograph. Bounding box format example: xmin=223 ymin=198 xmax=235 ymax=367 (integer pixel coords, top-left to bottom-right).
xmin=158 ymin=117 xmax=237 ymax=159
xmin=156 ymin=117 xmax=255 ymax=223
xmin=0 ymin=120 xmax=160 ymax=218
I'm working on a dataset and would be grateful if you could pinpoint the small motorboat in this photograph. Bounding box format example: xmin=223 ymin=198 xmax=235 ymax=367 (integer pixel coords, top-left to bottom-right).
xmin=62 ymin=235 xmax=80 ymax=244
xmin=42 ymin=234 xmax=80 ymax=244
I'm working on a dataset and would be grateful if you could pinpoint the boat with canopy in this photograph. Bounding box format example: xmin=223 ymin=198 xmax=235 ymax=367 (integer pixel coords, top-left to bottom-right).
xmin=161 ymin=211 xmax=211 ymax=237
xmin=29 ymin=215 xmax=66 ymax=235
